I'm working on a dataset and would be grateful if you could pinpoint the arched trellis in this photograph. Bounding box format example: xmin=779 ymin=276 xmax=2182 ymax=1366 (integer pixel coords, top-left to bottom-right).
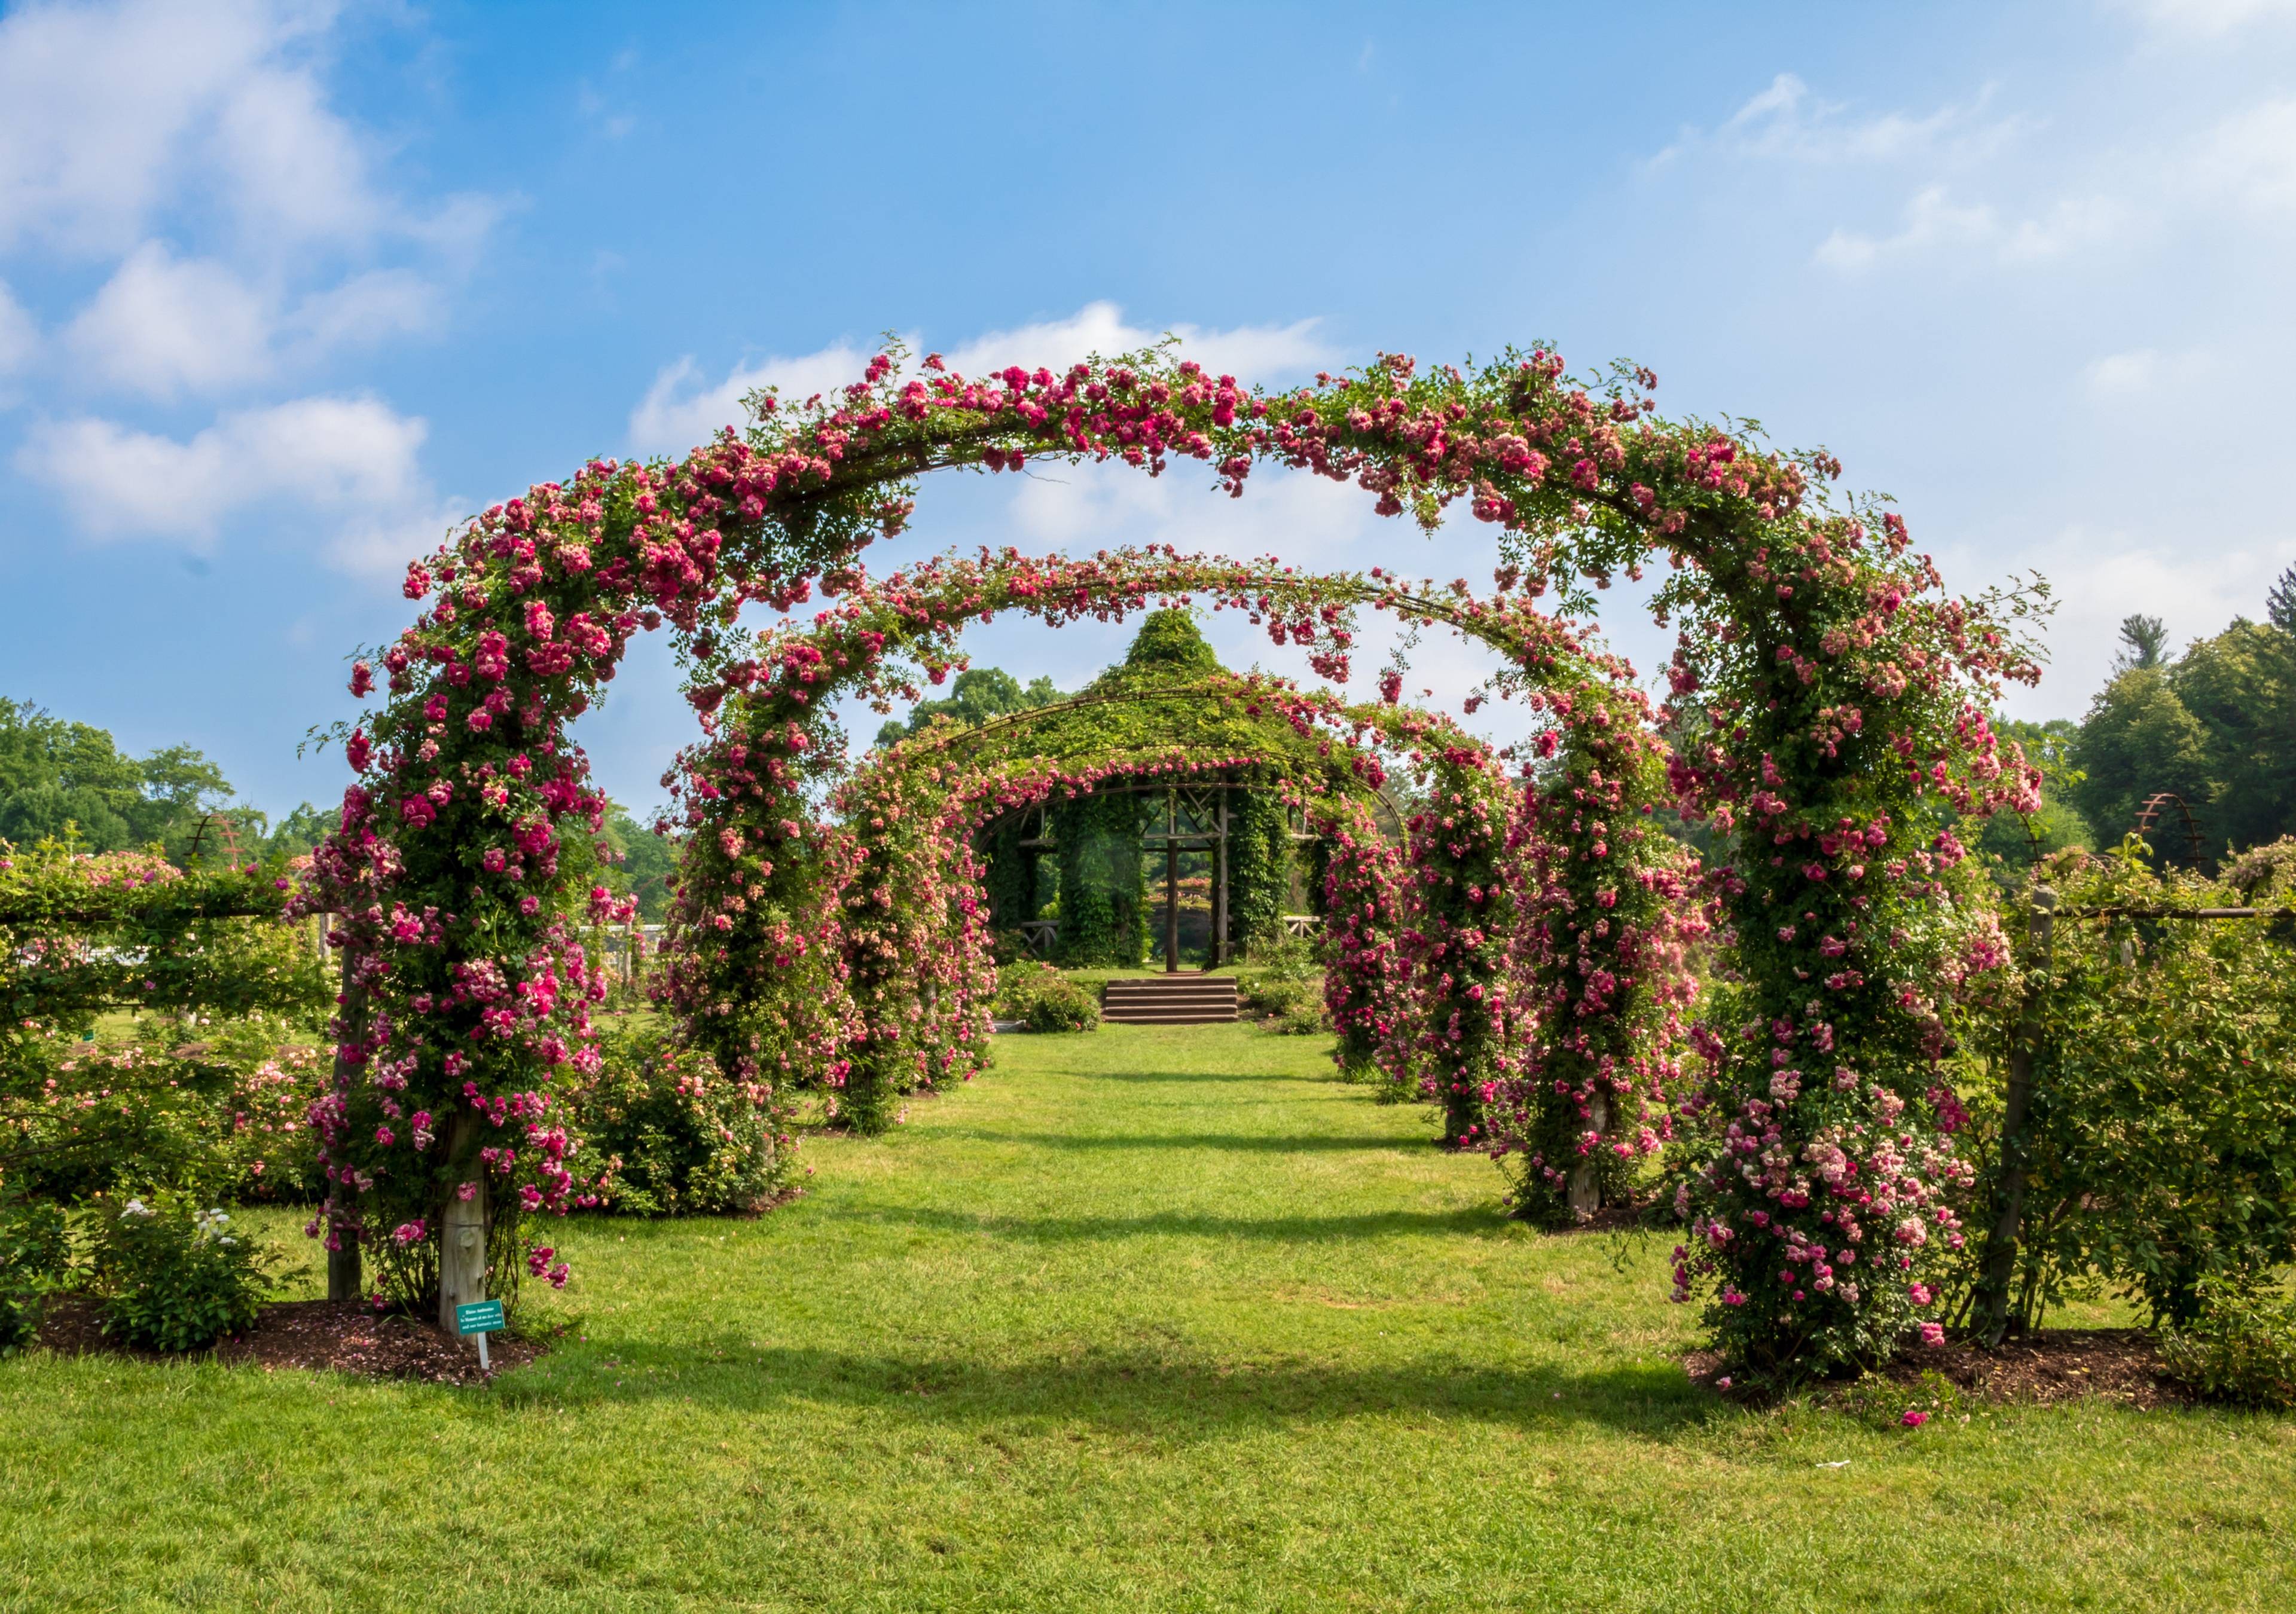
xmin=655 ymin=552 xmax=1680 ymax=1185
xmin=809 ymin=668 xmax=1583 ymax=1151
xmin=305 ymin=339 xmax=2041 ymax=1381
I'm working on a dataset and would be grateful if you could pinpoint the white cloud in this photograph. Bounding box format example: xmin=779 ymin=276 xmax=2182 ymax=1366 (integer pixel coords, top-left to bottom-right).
xmin=2083 ymin=347 xmax=2216 ymax=396
xmin=2013 ymin=525 xmax=2296 ymax=704
xmin=629 ymin=340 xmax=879 ymax=456
xmin=60 ymin=244 xmax=443 ymax=399
xmin=1651 ymin=72 xmax=2022 ymax=169
xmin=286 ymin=268 xmax=443 ymax=356
xmin=16 ymin=394 xmax=450 ymax=571
xmin=1815 ymin=186 xmax=2001 ymax=268
xmin=0 ymin=0 xmax=367 ymax=256
xmin=63 ymin=242 xmax=274 ymax=396
xmin=207 ymin=48 xmax=382 ymax=247
xmin=2193 ymin=98 xmax=2296 ymax=217
xmin=629 ymin=302 xmax=1337 ymax=456
xmin=2114 ymin=0 xmax=2296 ymax=36
xmin=1815 ymin=184 xmax=2130 ymax=268
xmin=935 ymin=301 xmax=1333 ymax=383
xmin=0 ymin=279 xmax=35 ymax=373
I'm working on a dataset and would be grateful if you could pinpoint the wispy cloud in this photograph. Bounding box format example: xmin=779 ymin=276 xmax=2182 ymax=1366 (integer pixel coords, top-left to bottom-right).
xmin=17 ymin=395 xmax=453 ymax=574
xmin=2111 ymin=0 xmax=2296 ymax=38
xmin=628 ymin=301 xmax=1338 ymax=456
xmin=1815 ymin=185 xmax=2133 ymax=270
xmin=1650 ymin=72 xmax=2024 ymax=170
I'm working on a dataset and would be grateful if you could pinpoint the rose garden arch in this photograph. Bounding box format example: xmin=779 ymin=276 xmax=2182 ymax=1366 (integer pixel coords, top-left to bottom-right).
xmin=303 ymin=341 xmax=2041 ymax=1379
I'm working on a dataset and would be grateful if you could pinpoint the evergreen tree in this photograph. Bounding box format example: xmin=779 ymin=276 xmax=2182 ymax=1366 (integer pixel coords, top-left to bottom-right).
xmin=2114 ymin=613 xmax=2170 ymax=672
xmin=2267 ymin=562 xmax=2296 ymax=637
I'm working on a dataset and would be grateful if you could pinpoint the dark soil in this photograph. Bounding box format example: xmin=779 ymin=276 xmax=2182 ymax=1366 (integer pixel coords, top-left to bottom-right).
xmin=1549 ymin=1202 xmax=1647 ymax=1236
xmin=1686 ymin=1327 xmax=2190 ymax=1409
xmin=36 ymin=1296 xmax=545 ymax=1385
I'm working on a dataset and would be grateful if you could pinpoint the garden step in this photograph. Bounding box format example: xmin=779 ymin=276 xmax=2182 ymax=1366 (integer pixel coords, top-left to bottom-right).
xmin=1100 ymin=976 xmax=1239 ymax=1024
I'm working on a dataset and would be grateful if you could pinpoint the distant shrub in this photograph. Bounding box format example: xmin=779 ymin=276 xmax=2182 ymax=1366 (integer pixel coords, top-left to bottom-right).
xmin=2160 ymin=1289 xmax=2296 ymax=1410
xmin=88 ymin=1191 xmax=271 ymax=1352
xmin=1236 ymin=937 xmax=1326 ymax=1034
xmin=7 ymin=1016 xmax=328 ymax=1206
xmin=1952 ymin=843 xmax=2296 ymax=1331
xmin=560 ymin=1017 xmax=798 ymax=1215
xmin=996 ymin=963 xmax=1100 ymax=1033
xmin=0 ymin=1197 xmax=69 ymax=1354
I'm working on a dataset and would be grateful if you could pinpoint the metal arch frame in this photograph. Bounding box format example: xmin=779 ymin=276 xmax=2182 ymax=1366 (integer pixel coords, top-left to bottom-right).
xmin=2133 ymin=791 xmax=2206 ymax=867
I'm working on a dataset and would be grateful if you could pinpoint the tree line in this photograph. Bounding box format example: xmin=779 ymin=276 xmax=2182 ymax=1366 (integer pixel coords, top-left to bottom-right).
xmin=1989 ymin=563 xmax=2296 ymax=872
xmin=0 ymin=696 xmax=676 ymax=918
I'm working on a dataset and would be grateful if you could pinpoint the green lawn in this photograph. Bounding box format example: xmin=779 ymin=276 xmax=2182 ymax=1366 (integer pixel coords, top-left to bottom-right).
xmin=4 ymin=1024 xmax=2292 ymax=1612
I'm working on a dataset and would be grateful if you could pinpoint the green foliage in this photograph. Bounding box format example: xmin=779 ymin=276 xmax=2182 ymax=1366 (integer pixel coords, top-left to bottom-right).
xmin=0 ymin=1196 xmax=68 ymax=1353
xmin=941 ymin=616 xmax=1327 ymax=961
xmin=561 ymin=1017 xmax=798 ymax=1215
xmin=2159 ymin=1286 xmax=2296 ymax=1408
xmin=1225 ymin=788 xmax=1292 ymax=953
xmin=2066 ymin=605 xmax=2296 ymax=862
xmin=88 ymin=1191 xmax=272 ymax=1352
xmin=2114 ymin=613 xmax=2170 ymax=672
xmin=1956 ymin=844 xmax=2296 ymax=1330
xmin=0 ymin=699 xmax=240 ymax=858
xmin=1976 ymin=719 xmax=2094 ymax=882
xmin=1235 ymin=936 xmax=1326 ymax=1033
xmin=1831 ymin=1367 xmax=1971 ymax=1431
xmin=2270 ymin=562 xmax=2296 ymax=636
xmin=876 ymin=666 xmax=1064 ymax=747
xmin=2164 ymin=620 xmax=2296 ymax=856
xmin=2067 ymin=668 xmax=2216 ymax=853
xmin=980 ymin=815 xmax=1042 ymax=931
xmin=1121 ymin=608 xmax=1222 ymax=674
xmin=253 ymin=802 xmax=340 ymax=862
xmin=1051 ymin=791 xmax=1148 ymax=967
xmin=4 ymin=1019 xmax=329 ymax=1206
xmin=995 ymin=964 xmax=1100 ymax=1034
xmin=1 ymin=838 xmax=331 ymax=1212
xmin=599 ymin=802 xmax=678 ymax=921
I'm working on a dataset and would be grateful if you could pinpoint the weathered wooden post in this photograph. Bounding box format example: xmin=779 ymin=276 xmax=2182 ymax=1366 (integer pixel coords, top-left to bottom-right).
xmin=326 ymin=978 xmax=367 ymax=1302
xmin=1978 ymin=883 xmax=2057 ymax=1346
xmin=1567 ymin=1092 xmax=1610 ymax=1221
xmin=438 ymin=1112 xmax=490 ymax=1343
xmin=1163 ymin=788 xmax=1181 ymax=973
xmin=1214 ymin=787 xmax=1231 ymax=967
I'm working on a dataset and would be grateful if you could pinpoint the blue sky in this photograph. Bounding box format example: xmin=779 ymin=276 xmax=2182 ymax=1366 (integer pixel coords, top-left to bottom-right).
xmin=2 ymin=0 xmax=2291 ymax=820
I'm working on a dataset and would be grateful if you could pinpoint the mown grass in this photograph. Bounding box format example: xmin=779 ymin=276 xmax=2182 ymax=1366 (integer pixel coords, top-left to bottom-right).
xmin=4 ymin=1022 xmax=2292 ymax=1612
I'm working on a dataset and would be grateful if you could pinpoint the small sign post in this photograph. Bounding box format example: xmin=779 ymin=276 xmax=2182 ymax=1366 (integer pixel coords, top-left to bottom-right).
xmin=454 ymin=1297 xmax=505 ymax=1372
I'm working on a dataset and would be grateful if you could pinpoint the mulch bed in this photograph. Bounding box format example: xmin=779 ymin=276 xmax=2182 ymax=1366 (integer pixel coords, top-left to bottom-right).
xmin=1685 ymin=1327 xmax=2191 ymax=1409
xmin=1547 ymin=1203 xmax=1647 ymax=1236
xmin=36 ymin=1297 xmax=545 ymax=1386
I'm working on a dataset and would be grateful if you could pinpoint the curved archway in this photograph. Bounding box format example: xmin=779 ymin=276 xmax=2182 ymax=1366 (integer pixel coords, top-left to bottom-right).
xmin=657 ymin=551 xmax=1674 ymax=1172
xmin=304 ymin=340 xmax=2040 ymax=1378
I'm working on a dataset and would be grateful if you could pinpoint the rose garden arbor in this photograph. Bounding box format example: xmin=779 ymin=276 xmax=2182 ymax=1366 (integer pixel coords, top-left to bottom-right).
xmin=303 ymin=339 xmax=2043 ymax=1383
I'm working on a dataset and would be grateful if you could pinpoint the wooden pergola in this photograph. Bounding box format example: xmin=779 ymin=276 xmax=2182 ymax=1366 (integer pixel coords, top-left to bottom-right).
xmin=1007 ymin=772 xmax=1323 ymax=971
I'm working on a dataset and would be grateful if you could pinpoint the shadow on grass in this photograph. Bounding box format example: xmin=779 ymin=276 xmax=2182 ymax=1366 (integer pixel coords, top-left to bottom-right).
xmin=819 ymin=1203 xmax=1521 ymax=1243
xmin=927 ymin=1130 xmax=1432 ymax=1156
xmin=1071 ymin=1067 xmax=1336 ymax=1085
xmin=500 ymin=1338 xmax=1711 ymax=1438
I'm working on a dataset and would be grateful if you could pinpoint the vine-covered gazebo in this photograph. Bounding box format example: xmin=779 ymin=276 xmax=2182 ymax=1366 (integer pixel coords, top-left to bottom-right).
xmin=954 ymin=609 xmax=1332 ymax=971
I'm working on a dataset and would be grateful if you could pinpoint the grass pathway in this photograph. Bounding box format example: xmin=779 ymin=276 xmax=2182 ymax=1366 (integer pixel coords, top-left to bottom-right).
xmin=2 ymin=1024 xmax=2292 ymax=1610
